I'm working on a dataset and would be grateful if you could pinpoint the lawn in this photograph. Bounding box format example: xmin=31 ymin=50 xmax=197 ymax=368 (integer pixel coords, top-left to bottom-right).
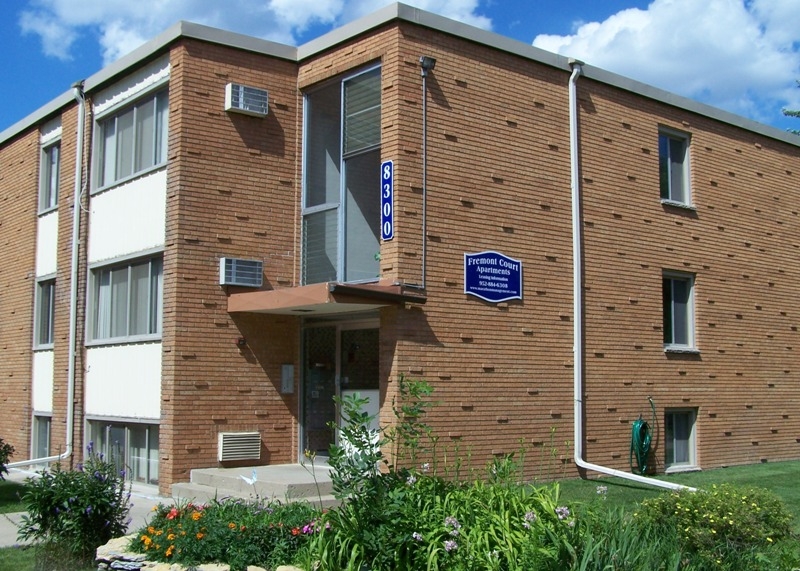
xmin=557 ymin=460 xmax=800 ymax=533
xmin=0 ymin=480 xmax=26 ymax=514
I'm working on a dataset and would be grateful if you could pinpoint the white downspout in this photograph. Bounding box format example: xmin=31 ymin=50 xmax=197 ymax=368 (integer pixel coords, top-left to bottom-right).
xmin=10 ymin=81 xmax=85 ymax=469
xmin=567 ymin=60 xmax=693 ymax=492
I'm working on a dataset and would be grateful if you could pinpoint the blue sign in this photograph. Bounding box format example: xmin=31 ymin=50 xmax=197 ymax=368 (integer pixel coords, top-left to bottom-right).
xmin=464 ymin=251 xmax=523 ymax=303
xmin=381 ymin=160 xmax=394 ymax=240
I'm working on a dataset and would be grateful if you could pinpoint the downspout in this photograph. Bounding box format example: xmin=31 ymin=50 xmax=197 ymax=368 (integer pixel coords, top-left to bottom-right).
xmin=420 ymin=62 xmax=429 ymax=289
xmin=10 ymin=80 xmax=85 ymax=469
xmin=567 ymin=60 xmax=692 ymax=492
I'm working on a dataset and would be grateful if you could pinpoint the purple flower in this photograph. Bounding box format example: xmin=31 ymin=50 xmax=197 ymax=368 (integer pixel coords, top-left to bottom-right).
xmin=412 ymin=532 xmax=423 ymax=542
xmin=523 ymin=511 xmax=537 ymax=529
xmin=444 ymin=540 xmax=458 ymax=552
xmin=406 ymin=475 xmax=417 ymax=485
xmin=85 ymin=506 xmax=93 ymax=515
xmin=555 ymin=506 xmax=571 ymax=520
xmin=87 ymin=441 xmax=94 ymax=454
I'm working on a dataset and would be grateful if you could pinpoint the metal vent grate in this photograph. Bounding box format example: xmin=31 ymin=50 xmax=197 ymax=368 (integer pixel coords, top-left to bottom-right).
xmin=218 ymin=432 xmax=261 ymax=462
xmin=225 ymin=83 xmax=269 ymax=117
xmin=220 ymin=257 xmax=263 ymax=287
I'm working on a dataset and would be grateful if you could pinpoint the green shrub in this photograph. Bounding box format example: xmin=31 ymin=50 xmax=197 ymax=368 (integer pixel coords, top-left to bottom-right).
xmin=17 ymin=444 xmax=131 ymax=564
xmin=576 ymin=505 xmax=686 ymax=571
xmin=0 ymin=438 xmax=14 ymax=481
xmin=132 ymin=497 xmax=319 ymax=571
xmin=637 ymin=483 xmax=796 ymax=570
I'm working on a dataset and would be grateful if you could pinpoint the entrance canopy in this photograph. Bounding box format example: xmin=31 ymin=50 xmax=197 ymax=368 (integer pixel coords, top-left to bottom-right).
xmin=227 ymin=280 xmax=426 ymax=316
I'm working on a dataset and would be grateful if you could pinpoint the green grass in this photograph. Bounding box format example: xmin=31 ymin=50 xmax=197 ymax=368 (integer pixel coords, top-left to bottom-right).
xmin=0 ymin=544 xmax=95 ymax=571
xmin=558 ymin=460 xmax=800 ymax=532
xmin=0 ymin=481 xmax=27 ymax=514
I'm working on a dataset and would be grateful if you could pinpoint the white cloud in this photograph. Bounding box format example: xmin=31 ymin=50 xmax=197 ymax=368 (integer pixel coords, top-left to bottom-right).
xmin=532 ymin=0 xmax=800 ymax=125
xmin=18 ymin=0 xmax=491 ymax=66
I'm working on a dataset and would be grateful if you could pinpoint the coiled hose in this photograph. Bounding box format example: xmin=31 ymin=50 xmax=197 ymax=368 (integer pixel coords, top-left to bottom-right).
xmin=630 ymin=397 xmax=656 ymax=475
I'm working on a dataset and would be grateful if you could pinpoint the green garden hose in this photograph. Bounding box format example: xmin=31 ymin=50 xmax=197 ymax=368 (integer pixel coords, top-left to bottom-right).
xmin=630 ymin=397 xmax=656 ymax=475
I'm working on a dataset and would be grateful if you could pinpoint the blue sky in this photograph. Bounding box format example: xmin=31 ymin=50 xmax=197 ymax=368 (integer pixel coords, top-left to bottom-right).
xmin=2 ymin=0 xmax=799 ymax=134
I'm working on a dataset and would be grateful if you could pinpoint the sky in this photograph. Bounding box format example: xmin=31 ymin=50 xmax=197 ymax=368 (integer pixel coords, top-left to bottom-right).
xmin=1 ymin=0 xmax=800 ymax=135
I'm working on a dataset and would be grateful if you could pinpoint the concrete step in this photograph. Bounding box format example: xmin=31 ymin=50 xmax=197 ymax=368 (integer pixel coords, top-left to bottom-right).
xmin=171 ymin=481 xmax=340 ymax=508
xmin=173 ymin=463 xmax=336 ymax=505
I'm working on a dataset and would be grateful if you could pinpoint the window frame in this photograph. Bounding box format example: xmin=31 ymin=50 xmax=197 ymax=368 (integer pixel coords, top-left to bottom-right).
xmin=39 ymin=141 xmax=61 ymax=213
xmin=86 ymin=419 xmax=159 ymax=486
xmin=658 ymin=128 xmax=692 ymax=208
xmin=88 ymin=253 xmax=163 ymax=345
xmin=301 ymin=64 xmax=382 ymax=285
xmin=662 ymin=271 xmax=697 ymax=352
xmin=34 ymin=277 xmax=56 ymax=349
xmin=664 ymin=408 xmax=697 ymax=472
xmin=32 ymin=414 xmax=52 ymax=460
xmin=94 ymin=87 xmax=169 ymax=192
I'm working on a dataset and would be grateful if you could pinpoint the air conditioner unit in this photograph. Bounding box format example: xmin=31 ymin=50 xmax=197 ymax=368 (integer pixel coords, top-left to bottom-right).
xmin=225 ymin=83 xmax=269 ymax=117
xmin=220 ymin=257 xmax=263 ymax=287
xmin=218 ymin=431 xmax=261 ymax=462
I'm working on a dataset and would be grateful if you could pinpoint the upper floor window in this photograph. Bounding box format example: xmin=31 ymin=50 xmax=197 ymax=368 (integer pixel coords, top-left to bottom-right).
xmin=302 ymin=66 xmax=381 ymax=285
xmin=662 ymin=272 xmax=695 ymax=351
xmin=97 ymin=90 xmax=168 ymax=189
xmin=39 ymin=142 xmax=60 ymax=212
xmin=35 ymin=278 xmax=56 ymax=348
xmin=658 ymin=130 xmax=690 ymax=206
xmin=90 ymin=256 xmax=163 ymax=342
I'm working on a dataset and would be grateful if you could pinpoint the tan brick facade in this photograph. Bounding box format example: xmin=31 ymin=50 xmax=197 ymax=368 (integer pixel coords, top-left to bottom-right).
xmin=1 ymin=7 xmax=798 ymax=494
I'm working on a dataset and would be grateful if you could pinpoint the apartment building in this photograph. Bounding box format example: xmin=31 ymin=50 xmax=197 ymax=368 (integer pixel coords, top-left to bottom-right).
xmin=1 ymin=3 xmax=799 ymax=495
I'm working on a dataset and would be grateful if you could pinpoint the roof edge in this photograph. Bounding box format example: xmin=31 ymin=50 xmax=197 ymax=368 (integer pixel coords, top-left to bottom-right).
xmin=2 ymin=3 xmax=799 ymax=147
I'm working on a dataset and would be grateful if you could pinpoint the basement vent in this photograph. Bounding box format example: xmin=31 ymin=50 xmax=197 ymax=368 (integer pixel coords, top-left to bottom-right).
xmin=225 ymin=83 xmax=269 ymax=117
xmin=220 ymin=257 xmax=263 ymax=287
xmin=218 ymin=431 xmax=262 ymax=462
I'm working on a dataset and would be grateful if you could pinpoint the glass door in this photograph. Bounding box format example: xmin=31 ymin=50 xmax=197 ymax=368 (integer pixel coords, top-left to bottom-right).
xmin=302 ymin=323 xmax=379 ymax=458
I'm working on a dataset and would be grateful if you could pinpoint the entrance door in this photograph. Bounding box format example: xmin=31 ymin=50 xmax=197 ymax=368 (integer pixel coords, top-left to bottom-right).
xmin=302 ymin=323 xmax=379 ymax=457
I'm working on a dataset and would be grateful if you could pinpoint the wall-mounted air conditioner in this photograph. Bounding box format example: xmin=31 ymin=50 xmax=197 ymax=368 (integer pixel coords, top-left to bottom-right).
xmin=220 ymin=257 xmax=263 ymax=287
xmin=218 ymin=431 xmax=261 ymax=462
xmin=225 ymin=83 xmax=269 ymax=117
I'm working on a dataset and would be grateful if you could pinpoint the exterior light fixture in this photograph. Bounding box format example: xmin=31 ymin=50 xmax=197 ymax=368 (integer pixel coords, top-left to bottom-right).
xmin=419 ymin=55 xmax=436 ymax=77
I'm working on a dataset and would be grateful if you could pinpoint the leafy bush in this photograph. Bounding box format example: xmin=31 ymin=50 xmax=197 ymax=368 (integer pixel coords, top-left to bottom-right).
xmin=0 ymin=438 xmax=14 ymax=481
xmin=132 ymin=497 xmax=319 ymax=571
xmin=637 ymin=483 xmax=796 ymax=569
xmin=17 ymin=444 xmax=131 ymax=564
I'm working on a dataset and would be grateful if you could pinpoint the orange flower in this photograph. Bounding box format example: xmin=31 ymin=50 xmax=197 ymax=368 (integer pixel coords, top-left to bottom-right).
xmin=192 ymin=511 xmax=202 ymax=521
xmin=141 ymin=535 xmax=152 ymax=547
xmin=228 ymin=522 xmax=236 ymax=529
xmin=240 ymin=525 xmax=246 ymax=532
xmin=147 ymin=526 xmax=156 ymax=535
xmin=167 ymin=533 xmax=176 ymax=541
xmin=196 ymin=532 xmax=204 ymax=540
xmin=165 ymin=545 xmax=174 ymax=558
xmin=291 ymin=527 xmax=300 ymax=536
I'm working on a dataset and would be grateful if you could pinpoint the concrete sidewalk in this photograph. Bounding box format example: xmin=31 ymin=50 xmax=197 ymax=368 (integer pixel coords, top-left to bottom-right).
xmin=0 ymin=468 xmax=167 ymax=548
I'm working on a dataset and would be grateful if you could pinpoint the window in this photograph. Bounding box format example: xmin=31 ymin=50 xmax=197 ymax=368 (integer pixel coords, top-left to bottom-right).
xmin=33 ymin=415 xmax=51 ymax=460
xmin=39 ymin=142 xmax=60 ymax=211
xmin=303 ymin=67 xmax=381 ymax=284
xmin=662 ymin=273 xmax=694 ymax=349
xmin=97 ymin=89 xmax=168 ymax=188
xmin=35 ymin=279 xmax=55 ymax=348
xmin=665 ymin=409 xmax=696 ymax=471
xmin=659 ymin=130 xmax=690 ymax=205
xmin=91 ymin=256 xmax=163 ymax=341
xmin=87 ymin=421 xmax=159 ymax=485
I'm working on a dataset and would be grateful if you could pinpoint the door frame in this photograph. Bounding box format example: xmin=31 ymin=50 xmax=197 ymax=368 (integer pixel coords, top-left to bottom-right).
xmin=298 ymin=316 xmax=379 ymax=462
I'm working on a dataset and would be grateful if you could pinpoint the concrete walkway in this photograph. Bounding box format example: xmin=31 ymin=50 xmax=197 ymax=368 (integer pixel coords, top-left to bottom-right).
xmin=0 ymin=468 xmax=166 ymax=549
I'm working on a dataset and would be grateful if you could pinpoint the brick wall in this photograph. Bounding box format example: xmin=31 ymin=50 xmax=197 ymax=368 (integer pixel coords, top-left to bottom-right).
xmin=161 ymin=39 xmax=302 ymax=492
xmin=0 ymin=129 xmax=39 ymax=459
